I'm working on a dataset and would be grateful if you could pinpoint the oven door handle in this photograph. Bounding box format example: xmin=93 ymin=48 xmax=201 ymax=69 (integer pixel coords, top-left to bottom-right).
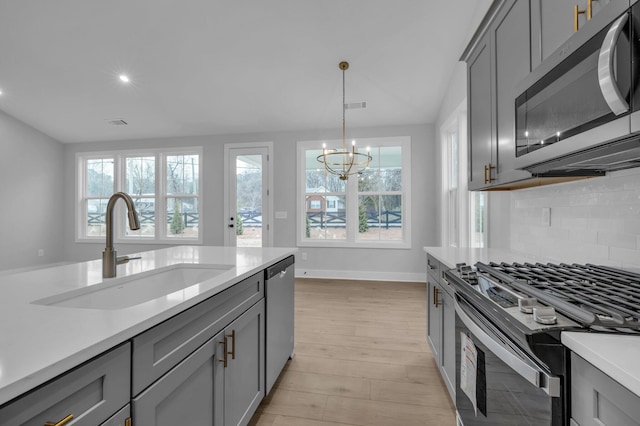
xmin=455 ymin=299 xmax=560 ymax=397
xmin=598 ymin=12 xmax=629 ymax=115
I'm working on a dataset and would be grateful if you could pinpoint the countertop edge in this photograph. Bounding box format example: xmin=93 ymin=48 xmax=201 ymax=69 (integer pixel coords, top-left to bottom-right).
xmin=562 ymin=332 xmax=640 ymax=398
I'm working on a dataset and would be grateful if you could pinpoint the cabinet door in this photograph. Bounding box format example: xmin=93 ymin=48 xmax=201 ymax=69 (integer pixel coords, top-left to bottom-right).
xmin=426 ymin=278 xmax=442 ymax=363
xmin=531 ymin=0 xmax=614 ymax=69
xmin=223 ymin=300 xmax=265 ymax=426
xmin=101 ymin=404 xmax=130 ymax=426
xmin=571 ymin=353 xmax=640 ymax=426
xmin=132 ymin=332 xmax=224 ymax=426
xmin=441 ymin=289 xmax=456 ymax=400
xmin=531 ymin=0 xmax=576 ymax=69
xmin=468 ymin=32 xmax=494 ymax=190
xmin=493 ymin=0 xmax=533 ymax=183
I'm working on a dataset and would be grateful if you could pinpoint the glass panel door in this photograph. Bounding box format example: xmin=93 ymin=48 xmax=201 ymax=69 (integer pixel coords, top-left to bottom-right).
xmin=225 ymin=146 xmax=270 ymax=247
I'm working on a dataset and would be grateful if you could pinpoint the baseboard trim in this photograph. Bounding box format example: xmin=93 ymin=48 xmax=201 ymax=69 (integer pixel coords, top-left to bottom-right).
xmin=294 ymin=268 xmax=425 ymax=283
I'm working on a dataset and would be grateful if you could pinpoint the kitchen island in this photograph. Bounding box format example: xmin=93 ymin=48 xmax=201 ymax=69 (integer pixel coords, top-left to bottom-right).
xmin=0 ymin=245 xmax=296 ymax=420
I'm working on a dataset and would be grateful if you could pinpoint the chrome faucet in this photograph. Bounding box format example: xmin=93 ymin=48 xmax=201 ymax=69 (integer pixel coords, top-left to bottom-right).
xmin=102 ymin=192 xmax=141 ymax=278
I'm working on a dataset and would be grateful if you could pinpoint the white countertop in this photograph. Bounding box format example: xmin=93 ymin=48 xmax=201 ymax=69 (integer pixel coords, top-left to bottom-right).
xmin=0 ymin=245 xmax=296 ymax=406
xmin=424 ymin=246 xmax=640 ymax=397
xmin=562 ymin=332 xmax=640 ymax=397
xmin=423 ymin=246 xmax=555 ymax=270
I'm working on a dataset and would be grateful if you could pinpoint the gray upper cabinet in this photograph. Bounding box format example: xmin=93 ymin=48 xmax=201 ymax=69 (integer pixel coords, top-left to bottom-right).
xmin=466 ymin=0 xmax=532 ymax=190
xmin=531 ymin=0 xmax=613 ymax=70
xmin=468 ymin=33 xmax=494 ymax=190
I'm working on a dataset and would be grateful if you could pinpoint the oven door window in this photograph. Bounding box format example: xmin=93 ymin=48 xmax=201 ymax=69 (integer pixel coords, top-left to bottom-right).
xmin=455 ymin=298 xmax=557 ymax=424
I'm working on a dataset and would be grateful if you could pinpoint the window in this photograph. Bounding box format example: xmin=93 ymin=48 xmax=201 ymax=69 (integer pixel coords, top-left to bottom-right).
xmin=77 ymin=148 xmax=202 ymax=243
xmin=441 ymin=103 xmax=487 ymax=248
xmin=297 ymin=136 xmax=411 ymax=248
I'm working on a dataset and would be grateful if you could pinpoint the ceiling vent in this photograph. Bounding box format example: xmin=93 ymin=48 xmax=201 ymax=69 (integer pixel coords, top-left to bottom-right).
xmin=344 ymin=101 xmax=367 ymax=110
xmin=106 ymin=119 xmax=128 ymax=126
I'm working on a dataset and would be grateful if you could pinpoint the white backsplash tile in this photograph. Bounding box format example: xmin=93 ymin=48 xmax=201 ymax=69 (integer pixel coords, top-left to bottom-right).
xmin=510 ymin=169 xmax=640 ymax=267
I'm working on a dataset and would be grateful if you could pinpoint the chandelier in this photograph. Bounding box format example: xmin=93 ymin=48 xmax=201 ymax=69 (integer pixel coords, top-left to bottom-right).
xmin=317 ymin=61 xmax=372 ymax=180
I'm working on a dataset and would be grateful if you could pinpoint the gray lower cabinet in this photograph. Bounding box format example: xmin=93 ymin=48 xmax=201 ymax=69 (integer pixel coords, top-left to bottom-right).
xmin=102 ymin=404 xmax=131 ymax=426
xmin=222 ymin=299 xmax=265 ymax=426
xmin=426 ymin=254 xmax=455 ymax=400
xmin=0 ymin=343 xmax=131 ymax=426
xmin=571 ymin=353 xmax=640 ymax=426
xmin=132 ymin=300 xmax=265 ymax=426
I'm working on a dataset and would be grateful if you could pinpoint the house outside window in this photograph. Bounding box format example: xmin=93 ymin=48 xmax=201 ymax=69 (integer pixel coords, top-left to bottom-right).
xmin=77 ymin=147 xmax=202 ymax=243
xmin=297 ymin=136 xmax=411 ymax=248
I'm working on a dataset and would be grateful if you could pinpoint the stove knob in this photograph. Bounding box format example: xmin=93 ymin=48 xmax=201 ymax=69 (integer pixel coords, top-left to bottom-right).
xmin=533 ymin=306 xmax=557 ymax=325
xmin=456 ymin=263 xmax=467 ymax=273
xmin=518 ymin=297 xmax=538 ymax=314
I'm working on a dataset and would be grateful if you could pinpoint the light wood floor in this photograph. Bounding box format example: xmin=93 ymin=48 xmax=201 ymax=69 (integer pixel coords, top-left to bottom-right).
xmin=249 ymin=278 xmax=456 ymax=426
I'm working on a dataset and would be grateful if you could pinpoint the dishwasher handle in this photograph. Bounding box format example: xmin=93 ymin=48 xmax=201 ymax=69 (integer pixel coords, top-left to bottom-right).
xmin=455 ymin=297 xmax=560 ymax=397
xmin=265 ymin=255 xmax=295 ymax=280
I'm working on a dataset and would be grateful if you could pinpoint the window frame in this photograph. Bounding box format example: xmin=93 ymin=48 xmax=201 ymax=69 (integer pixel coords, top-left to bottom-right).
xmin=297 ymin=136 xmax=411 ymax=249
xmin=76 ymin=147 xmax=203 ymax=244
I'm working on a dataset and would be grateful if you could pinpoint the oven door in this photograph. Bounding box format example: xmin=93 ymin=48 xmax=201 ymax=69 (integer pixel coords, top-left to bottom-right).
xmin=455 ymin=295 xmax=563 ymax=426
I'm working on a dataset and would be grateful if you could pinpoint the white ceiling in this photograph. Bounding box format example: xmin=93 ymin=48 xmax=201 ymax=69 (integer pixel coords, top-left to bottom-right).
xmin=0 ymin=1 xmax=489 ymax=144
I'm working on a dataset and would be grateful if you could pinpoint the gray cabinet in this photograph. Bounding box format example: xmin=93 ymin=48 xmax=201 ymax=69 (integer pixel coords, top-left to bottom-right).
xmin=102 ymin=404 xmax=131 ymax=426
xmin=531 ymin=0 xmax=613 ymax=70
xmin=466 ymin=0 xmax=532 ymax=190
xmin=426 ymin=254 xmax=455 ymax=400
xmin=222 ymin=300 xmax=265 ymax=426
xmin=133 ymin=300 xmax=265 ymax=426
xmin=0 ymin=343 xmax=131 ymax=426
xmin=132 ymin=273 xmax=266 ymax=426
xmin=132 ymin=272 xmax=264 ymax=396
xmin=571 ymin=353 xmax=640 ymax=426
xmin=133 ymin=333 xmax=223 ymax=426
xmin=467 ymin=32 xmax=494 ymax=190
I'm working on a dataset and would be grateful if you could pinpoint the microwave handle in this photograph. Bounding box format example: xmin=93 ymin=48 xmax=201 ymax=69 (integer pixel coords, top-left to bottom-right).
xmin=455 ymin=298 xmax=561 ymax=397
xmin=598 ymin=13 xmax=629 ymax=116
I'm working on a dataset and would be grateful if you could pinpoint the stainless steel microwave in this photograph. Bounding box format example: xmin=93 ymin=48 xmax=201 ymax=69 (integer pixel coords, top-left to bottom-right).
xmin=514 ymin=0 xmax=640 ymax=174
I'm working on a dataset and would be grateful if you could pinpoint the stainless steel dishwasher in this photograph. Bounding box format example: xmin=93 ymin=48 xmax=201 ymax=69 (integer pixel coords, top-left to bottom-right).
xmin=265 ymin=255 xmax=295 ymax=394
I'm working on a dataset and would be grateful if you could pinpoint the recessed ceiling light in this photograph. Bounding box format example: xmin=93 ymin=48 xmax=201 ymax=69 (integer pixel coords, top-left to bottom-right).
xmin=119 ymin=74 xmax=130 ymax=83
xmin=0 ymin=89 xmax=3 ymax=95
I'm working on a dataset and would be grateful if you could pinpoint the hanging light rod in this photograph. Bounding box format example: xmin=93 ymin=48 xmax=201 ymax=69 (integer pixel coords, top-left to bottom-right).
xmin=317 ymin=61 xmax=372 ymax=180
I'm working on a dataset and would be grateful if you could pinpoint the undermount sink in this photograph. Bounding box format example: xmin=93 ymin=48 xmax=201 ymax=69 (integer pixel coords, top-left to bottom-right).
xmin=32 ymin=263 xmax=234 ymax=310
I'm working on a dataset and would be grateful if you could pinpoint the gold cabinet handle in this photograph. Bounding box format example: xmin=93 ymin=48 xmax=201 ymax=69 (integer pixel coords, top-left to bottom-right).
xmin=433 ymin=287 xmax=440 ymax=308
xmin=125 ymin=418 xmax=132 ymax=426
xmin=219 ymin=337 xmax=228 ymax=368
xmin=227 ymin=330 xmax=236 ymax=360
xmin=574 ymin=4 xmax=586 ymax=32
xmin=44 ymin=414 xmax=74 ymax=426
xmin=588 ymin=0 xmax=597 ymax=20
xmin=483 ymin=163 xmax=496 ymax=184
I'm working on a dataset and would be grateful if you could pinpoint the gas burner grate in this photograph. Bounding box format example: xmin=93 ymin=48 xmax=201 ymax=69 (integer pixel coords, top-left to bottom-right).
xmin=478 ymin=262 xmax=640 ymax=331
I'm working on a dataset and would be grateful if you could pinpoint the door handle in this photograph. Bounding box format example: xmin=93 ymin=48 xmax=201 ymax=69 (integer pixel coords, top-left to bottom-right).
xmin=219 ymin=337 xmax=228 ymax=367
xmin=574 ymin=4 xmax=586 ymax=32
xmin=598 ymin=13 xmax=629 ymax=115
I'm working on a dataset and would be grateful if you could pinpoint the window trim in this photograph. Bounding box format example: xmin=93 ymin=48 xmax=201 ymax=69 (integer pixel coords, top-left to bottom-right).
xmin=296 ymin=136 xmax=411 ymax=249
xmin=75 ymin=147 xmax=203 ymax=244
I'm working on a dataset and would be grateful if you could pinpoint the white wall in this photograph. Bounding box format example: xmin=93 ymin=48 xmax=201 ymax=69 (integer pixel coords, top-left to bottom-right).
xmin=63 ymin=123 xmax=436 ymax=281
xmin=510 ymin=169 xmax=640 ymax=268
xmin=0 ymin=110 xmax=65 ymax=271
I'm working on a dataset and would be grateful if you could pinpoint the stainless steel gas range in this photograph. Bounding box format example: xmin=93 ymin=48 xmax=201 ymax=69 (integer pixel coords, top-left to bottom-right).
xmin=446 ymin=261 xmax=640 ymax=426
